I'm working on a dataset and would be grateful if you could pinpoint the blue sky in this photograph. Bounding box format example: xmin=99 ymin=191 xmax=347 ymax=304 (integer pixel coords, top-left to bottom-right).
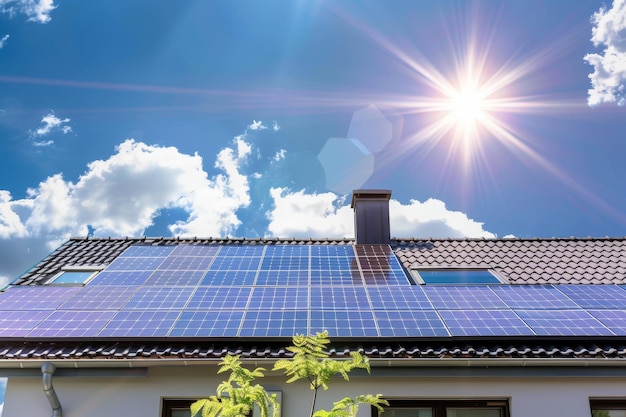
xmin=0 ymin=0 xmax=625 ymax=291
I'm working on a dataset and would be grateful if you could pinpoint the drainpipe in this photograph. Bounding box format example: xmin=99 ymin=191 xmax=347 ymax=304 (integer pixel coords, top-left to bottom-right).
xmin=41 ymin=362 xmax=63 ymax=417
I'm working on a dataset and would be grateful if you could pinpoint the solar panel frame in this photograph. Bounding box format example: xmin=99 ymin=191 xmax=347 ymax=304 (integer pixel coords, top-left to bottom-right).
xmin=556 ymin=285 xmax=626 ymax=309
xmin=423 ymin=286 xmax=508 ymax=310
xmin=28 ymin=310 xmax=117 ymax=338
xmin=439 ymin=310 xmax=536 ymax=336
xmin=239 ymin=310 xmax=308 ymax=337
xmin=374 ymin=310 xmax=450 ymax=337
xmin=169 ymin=311 xmax=244 ymax=337
xmin=492 ymin=285 xmax=579 ymax=309
xmin=588 ymin=310 xmax=626 ymax=335
xmin=515 ymin=309 xmax=615 ymax=336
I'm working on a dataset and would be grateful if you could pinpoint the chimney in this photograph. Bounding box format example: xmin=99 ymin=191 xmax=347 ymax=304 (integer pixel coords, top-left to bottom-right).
xmin=351 ymin=189 xmax=392 ymax=244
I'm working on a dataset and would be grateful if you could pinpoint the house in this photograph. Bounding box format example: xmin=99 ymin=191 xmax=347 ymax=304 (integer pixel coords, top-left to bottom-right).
xmin=1 ymin=189 xmax=626 ymax=417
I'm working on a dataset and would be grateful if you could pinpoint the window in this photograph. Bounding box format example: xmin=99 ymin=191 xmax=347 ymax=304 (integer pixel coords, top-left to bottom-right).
xmin=411 ymin=267 xmax=503 ymax=285
xmin=374 ymin=399 xmax=510 ymax=417
xmin=163 ymin=392 xmax=281 ymax=417
xmin=46 ymin=266 xmax=103 ymax=285
xmin=590 ymin=399 xmax=626 ymax=417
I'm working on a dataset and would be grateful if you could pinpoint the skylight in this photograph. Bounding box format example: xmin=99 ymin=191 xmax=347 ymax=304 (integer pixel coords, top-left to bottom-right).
xmin=411 ymin=268 xmax=503 ymax=285
xmin=47 ymin=266 xmax=103 ymax=285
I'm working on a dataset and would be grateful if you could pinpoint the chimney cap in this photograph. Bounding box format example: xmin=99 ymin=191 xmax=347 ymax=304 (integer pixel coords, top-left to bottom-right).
xmin=350 ymin=189 xmax=392 ymax=208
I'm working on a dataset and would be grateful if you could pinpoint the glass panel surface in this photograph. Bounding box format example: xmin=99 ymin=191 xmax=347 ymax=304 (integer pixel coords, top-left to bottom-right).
xmin=592 ymin=411 xmax=626 ymax=417
xmin=51 ymin=271 xmax=95 ymax=284
xmin=385 ymin=409 xmax=433 ymax=417
xmin=417 ymin=270 xmax=500 ymax=284
xmin=446 ymin=408 xmax=502 ymax=417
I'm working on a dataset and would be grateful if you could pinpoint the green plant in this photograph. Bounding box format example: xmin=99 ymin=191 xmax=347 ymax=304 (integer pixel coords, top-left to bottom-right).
xmin=191 ymin=331 xmax=387 ymax=417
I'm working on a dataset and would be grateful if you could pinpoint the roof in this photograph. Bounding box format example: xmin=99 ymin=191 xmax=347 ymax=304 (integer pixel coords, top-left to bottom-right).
xmin=1 ymin=236 xmax=626 ymax=366
xmin=14 ymin=236 xmax=626 ymax=286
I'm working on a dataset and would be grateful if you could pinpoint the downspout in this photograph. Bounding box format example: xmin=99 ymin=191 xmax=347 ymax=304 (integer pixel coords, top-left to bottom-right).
xmin=41 ymin=362 xmax=63 ymax=417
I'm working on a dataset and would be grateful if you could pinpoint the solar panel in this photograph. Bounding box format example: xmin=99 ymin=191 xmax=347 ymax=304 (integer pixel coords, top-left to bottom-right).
xmin=28 ymin=311 xmax=117 ymax=338
xmin=88 ymin=271 xmax=153 ymax=286
xmin=209 ymin=256 xmax=262 ymax=271
xmin=310 ymin=310 xmax=378 ymax=337
xmin=310 ymin=287 xmax=370 ymax=310
xmin=261 ymin=256 xmax=309 ymax=270
xmin=423 ymin=286 xmax=508 ymax=310
xmin=310 ymin=269 xmax=361 ymax=285
xmin=310 ymin=256 xmax=355 ymax=270
xmin=105 ymin=256 xmax=166 ymax=271
xmin=556 ymin=285 xmax=626 ymax=309
xmin=439 ymin=310 xmax=535 ymax=336
xmin=588 ymin=310 xmax=626 ymax=335
xmin=264 ymin=245 xmax=310 ymax=257
xmin=310 ymin=245 xmax=354 ymax=257
xmin=248 ymin=287 xmax=309 ymax=310
xmin=122 ymin=287 xmax=195 ymax=310
xmin=256 ymin=270 xmax=309 ymax=286
xmin=143 ymin=270 xmax=206 ymax=286
xmin=217 ymin=246 xmax=265 ymax=257
xmin=240 ymin=311 xmax=308 ymax=337
xmin=200 ymin=270 xmax=257 ymax=286
xmin=169 ymin=311 xmax=244 ymax=337
xmin=374 ymin=310 xmax=449 ymax=337
xmin=122 ymin=245 xmax=174 ymax=257
xmin=59 ymin=286 xmax=138 ymax=310
xmin=367 ymin=287 xmax=433 ymax=310
xmin=159 ymin=256 xmax=216 ymax=271
xmin=492 ymin=285 xmax=579 ymax=309
xmin=186 ymin=287 xmax=251 ymax=310
xmin=170 ymin=245 xmax=220 ymax=257
xmin=0 ymin=310 xmax=51 ymax=337
xmin=515 ymin=310 xmax=614 ymax=336
xmin=98 ymin=310 xmax=181 ymax=337
xmin=0 ymin=286 xmax=80 ymax=310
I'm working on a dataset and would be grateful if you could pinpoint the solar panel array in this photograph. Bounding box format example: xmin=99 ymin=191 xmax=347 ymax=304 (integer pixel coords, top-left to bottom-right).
xmin=1 ymin=245 xmax=626 ymax=339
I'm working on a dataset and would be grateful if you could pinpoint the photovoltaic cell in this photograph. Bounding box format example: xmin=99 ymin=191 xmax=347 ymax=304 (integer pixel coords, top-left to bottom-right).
xmin=367 ymin=286 xmax=433 ymax=310
xmin=375 ymin=310 xmax=449 ymax=337
xmin=556 ymin=285 xmax=626 ymax=309
xmin=310 ymin=257 xmax=355 ymax=270
xmin=588 ymin=310 xmax=626 ymax=335
xmin=28 ymin=311 xmax=117 ymax=338
xmin=186 ymin=287 xmax=251 ymax=310
xmin=159 ymin=256 xmax=215 ymax=271
xmin=310 ymin=269 xmax=361 ymax=285
xmin=310 ymin=310 xmax=378 ymax=337
xmin=256 ymin=270 xmax=309 ymax=286
xmin=122 ymin=287 xmax=195 ymax=310
xmin=209 ymin=256 xmax=262 ymax=271
xmin=0 ymin=310 xmax=51 ymax=337
xmin=310 ymin=245 xmax=354 ymax=257
xmin=88 ymin=271 xmax=152 ymax=286
xmin=99 ymin=310 xmax=181 ymax=337
xmin=261 ymin=256 xmax=309 ymax=270
xmin=439 ymin=310 xmax=535 ymax=336
xmin=516 ymin=310 xmax=614 ymax=336
xmin=200 ymin=270 xmax=257 ymax=286
xmin=171 ymin=245 xmax=220 ymax=257
xmin=217 ymin=246 xmax=265 ymax=257
xmin=492 ymin=286 xmax=579 ymax=309
xmin=121 ymin=245 xmax=174 ymax=257
xmin=310 ymin=287 xmax=370 ymax=310
xmin=264 ymin=245 xmax=309 ymax=257
xmin=105 ymin=256 xmax=166 ymax=271
xmin=240 ymin=311 xmax=308 ymax=337
xmin=169 ymin=311 xmax=244 ymax=337
xmin=362 ymin=269 xmax=411 ymax=286
xmin=60 ymin=286 xmax=138 ymax=310
xmin=0 ymin=286 xmax=80 ymax=310
xmin=248 ymin=287 xmax=309 ymax=310
xmin=143 ymin=270 xmax=206 ymax=286
xmin=423 ymin=286 xmax=508 ymax=310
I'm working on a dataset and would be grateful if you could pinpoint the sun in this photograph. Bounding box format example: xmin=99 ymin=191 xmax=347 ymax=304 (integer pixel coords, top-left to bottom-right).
xmin=448 ymin=84 xmax=487 ymax=127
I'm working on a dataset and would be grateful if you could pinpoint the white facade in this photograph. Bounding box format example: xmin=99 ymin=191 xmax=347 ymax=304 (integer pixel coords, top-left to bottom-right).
xmin=3 ymin=362 xmax=626 ymax=417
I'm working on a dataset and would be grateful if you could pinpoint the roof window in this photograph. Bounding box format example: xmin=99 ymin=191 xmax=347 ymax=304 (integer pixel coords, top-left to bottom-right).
xmin=410 ymin=267 xmax=503 ymax=285
xmin=47 ymin=265 xmax=103 ymax=285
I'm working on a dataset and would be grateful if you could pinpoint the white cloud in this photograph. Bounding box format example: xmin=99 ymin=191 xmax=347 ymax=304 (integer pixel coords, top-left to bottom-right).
xmin=584 ymin=0 xmax=626 ymax=106
xmin=272 ymin=121 xmax=280 ymax=131
xmin=0 ymin=0 xmax=56 ymax=23
xmin=0 ymin=135 xmax=253 ymax=281
xmin=0 ymin=34 xmax=8 ymax=48
xmin=248 ymin=120 xmax=267 ymax=131
xmin=266 ymin=189 xmax=495 ymax=239
xmin=33 ymin=112 xmax=72 ymax=137
xmin=273 ymin=149 xmax=286 ymax=162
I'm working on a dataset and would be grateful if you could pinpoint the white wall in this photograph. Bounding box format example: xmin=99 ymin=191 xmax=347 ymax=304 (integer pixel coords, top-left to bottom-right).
xmin=3 ymin=365 xmax=624 ymax=417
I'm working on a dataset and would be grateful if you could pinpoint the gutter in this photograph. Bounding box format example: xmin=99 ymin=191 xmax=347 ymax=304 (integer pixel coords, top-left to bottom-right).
xmin=41 ymin=362 xmax=63 ymax=417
